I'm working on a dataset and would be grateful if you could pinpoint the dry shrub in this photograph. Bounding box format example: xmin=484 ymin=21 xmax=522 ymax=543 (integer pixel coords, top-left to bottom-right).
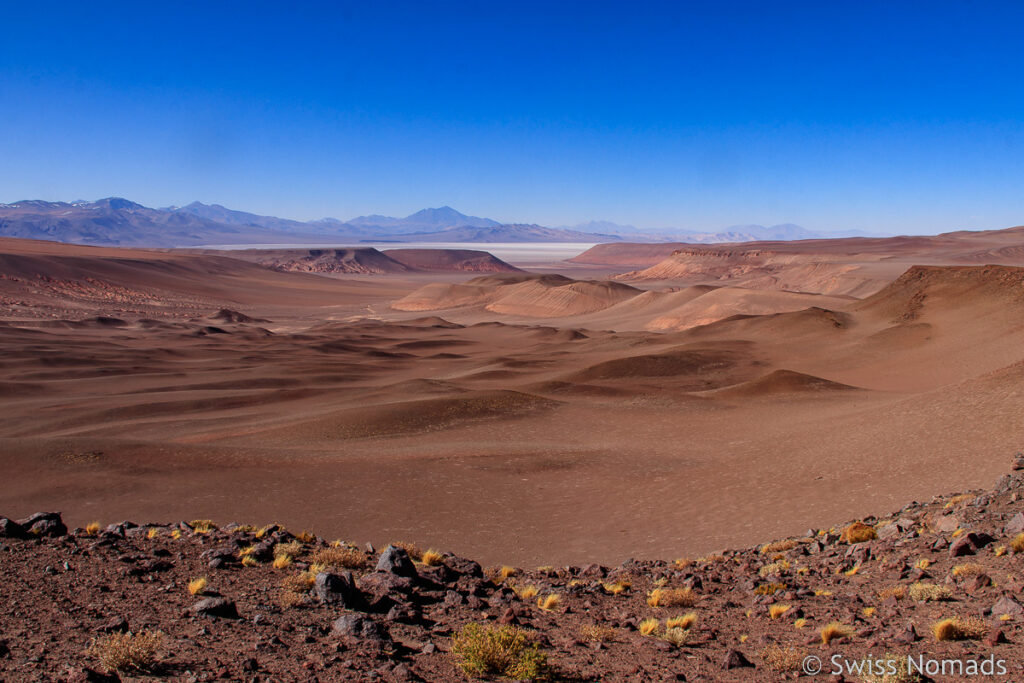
xmin=768 ymin=603 xmax=791 ymax=619
xmin=187 ymin=577 xmax=207 ymax=596
xmin=662 ymin=627 xmax=690 ymax=647
xmin=274 ymin=541 xmax=303 ymax=559
xmin=310 ymin=546 xmax=367 ymax=570
xmin=647 ymin=587 xmax=697 ymax=608
xmin=877 ymin=585 xmax=906 ymax=601
xmin=760 ymin=539 xmax=798 ymax=554
xmin=579 ymin=623 xmax=616 ymax=642
xmin=190 ymin=519 xmax=215 ymax=534
xmin=759 ymin=559 xmax=791 ymax=577
xmin=146 ymin=527 xmax=159 ymax=540
xmin=451 ymin=623 xmax=547 ymax=680
xmin=85 ymin=521 xmax=101 ymax=536
xmin=841 ymin=522 xmax=877 ymax=544
xmin=91 ymin=631 xmax=162 ymax=673
xmin=278 ymin=589 xmax=307 ymax=609
xmin=820 ymin=621 xmax=854 ymax=645
xmin=908 ymin=582 xmax=951 ymax=602
xmin=295 ymin=530 xmax=316 ymax=543
xmin=273 ymin=554 xmax=293 ymax=570
xmin=933 ymin=616 xmax=988 ymax=641
xmin=282 ymin=572 xmax=316 ymax=593
xmin=754 ymin=582 xmax=786 ymax=596
xmin=241 ymin=556 xmax=258 ymax=567
xmin=951 ymin=562 xmax=984 ymax=578
xmin=761 ymin=644 xmax=804 ymax=672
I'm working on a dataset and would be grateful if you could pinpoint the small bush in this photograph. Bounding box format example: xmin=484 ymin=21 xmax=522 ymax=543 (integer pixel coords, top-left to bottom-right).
xmin=274 ymin=541 xmax=303 ymax=559
xmin=282 ymin=572 xmax=316 ymax=593
xmin=273 ymin=554 xmax=293 ymax=570
xmin=85 ymin=521 xmax=101 ymax=536
xmin=769 ymin=604 xmax=791 ymax=619
xmin=279 ymin=589 xmax=307 ymax=609
xmin=908 ymin=582 xmax=952 ymax=602
xmin=820 ymin=621 xmax=854 ymax=645
xmin=933 ymin=616 xmax=988 ymax=641
xmin=295 ymin=530 xmax=316 ymax=543
xmin=310 ymin=546 xmax=367 ymax=569
xmin=187 ymin=577 xmax=207 ymax=596
xmin=951 ymin=563 xmax=984 ymax=578
xmin=647 ymin=587 xmax=697 ymax=608
xmin=190 ymin=519 xmax=215 ymax=534
xmin=91 ymin=631 xmax=162 ymax=673
xmin=841 ymin=522 xmax=877 ymax=544
xmin=451 ymin=623 xmax=547 ymax=680
xmin=754 ymin=582 xmax=786 ymax=596
xmin=761 ymin=644 xmax=804 ymax=672
xmin=877 ymin=585 xmax=906 ymax=601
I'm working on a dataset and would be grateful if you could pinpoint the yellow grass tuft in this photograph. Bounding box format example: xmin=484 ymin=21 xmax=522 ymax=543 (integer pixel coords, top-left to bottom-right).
xmin=602 ymin=580 xmax=631 ymax=595
xmin=499 ymin=565 xmax=518 ymax=581
xmin=933 ymin=616 xmax=988 ymax=641
xmin=794 ymin=618 xmax=807 ymax=629
xmin=814 ymin=589 xmax=833 ymax=597
xmin=820 ymin=621 xmax=854 ymax=645
xmin=862 ymin=607 xmax=876 ymax=618
xmin=768 ymin=603 xmax=791 ymax=619
xmin=170 ymin=529 xmax=182 ymax=540
xmin=514 ymin=585 xmax=539 ymax=601
xmin=146 ymin=527 xmax=159 ymax=540
xmin=536 ymin=594 xmax=561 ymax=611
xmin=273 ymin=541 xmax=303 ymax=559
xmin=951 ymin=527 xmax=965 ymax=538
xmin=994 ymin=545 xmax=1007 ymax=557
xmin=295 ymin=530 xmax=316 ymax=543
xmin=85 ymin=521 xmax=101 ymax=536
xmin=91 ymin=631 xmax=162 ymax=673
xmin=674 ymin=557 xmax=692 ymax=569
xmin=754 ymin=582 xmax=786 ymax=596
xmin=840 ymin=521 xmax=877 ymax=544
xmin=1000 ymin=613 xmax=1012 ymax=622
xmin=844 ymin=564 xmax=861 ymax=576
xmin=638 ymin=617 xmax=659 ymax=636
xmin=739 ymin=634 xmax=749 ymax=643
xmin=190 ymin=519 xmax=214 ymax=534
xmin=647 ymin=587 xmax=697 ymax=608
xmin=914 ymin=558 xmax=930 ymax=569
xmin=908 ymin=582 xmax=952 ymax=602
xmin=272 ymin=554 xmax=293 ymax=570
xmin=945 ymin=494 xmax=971 ymax=509
xmin=241 ymin=555 xmax=258 ymax=567
xmin=187 ymin=577 xmax=208 ymax=596
xmin=666 ymin=612 xmax=697 ymax=630
xmin=421 ymin=549 xmax=444 ymax=566
xmin=452 ymin=623 xmax=547 ymax=680
xmin=1010 ymin=533 xmax=1024 ymax=553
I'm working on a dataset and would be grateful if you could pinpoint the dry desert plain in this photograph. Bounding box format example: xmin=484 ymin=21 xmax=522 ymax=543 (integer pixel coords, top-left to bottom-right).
xmin=1 ymin=228 xmax=1024 ymax=569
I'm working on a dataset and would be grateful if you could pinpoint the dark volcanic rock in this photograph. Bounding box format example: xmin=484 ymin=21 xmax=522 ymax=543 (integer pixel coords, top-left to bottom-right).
xmin=191 ymin=597 xmax=239 ymax=619
xmin=376 ymin=545 xmax=417 ymax=577
xmin=332 ymin=614 xmax=389 ymax=642
xmin=313 ymin=571 xmax=362 ymax=608
xmin=16 ymin=512 xmax=67 ymax=537
xmin=0 ymin=517 xmax=26 ymax=539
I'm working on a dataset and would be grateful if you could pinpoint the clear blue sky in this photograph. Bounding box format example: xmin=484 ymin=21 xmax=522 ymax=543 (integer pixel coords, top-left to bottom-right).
xmin=2 ymin=1 xmax=1022 ymax=234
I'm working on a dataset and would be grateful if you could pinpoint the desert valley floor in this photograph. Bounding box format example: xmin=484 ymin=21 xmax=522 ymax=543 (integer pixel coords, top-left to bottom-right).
xmin=1 ymin=230 xmax=1023 ymax=568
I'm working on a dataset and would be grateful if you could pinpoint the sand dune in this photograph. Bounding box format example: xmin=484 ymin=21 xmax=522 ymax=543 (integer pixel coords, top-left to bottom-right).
xmin=644 ymin=286 xmax=852 ymax=331
xmin=709 ymin=368 xmax=861 ymax=398
xmin=393 ymin=273 xmax=641 ymax=317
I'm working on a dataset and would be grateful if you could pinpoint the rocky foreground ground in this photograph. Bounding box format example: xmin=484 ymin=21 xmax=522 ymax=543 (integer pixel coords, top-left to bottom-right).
xmin=5 ymin=458 xmax=1024 ymax=682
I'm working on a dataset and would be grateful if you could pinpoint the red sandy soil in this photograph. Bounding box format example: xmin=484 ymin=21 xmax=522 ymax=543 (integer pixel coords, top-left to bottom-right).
xmin=0 ymin=234 xmax=1023 ymax=576
xmin=5 ymin=462 xmax=1024 ymax=681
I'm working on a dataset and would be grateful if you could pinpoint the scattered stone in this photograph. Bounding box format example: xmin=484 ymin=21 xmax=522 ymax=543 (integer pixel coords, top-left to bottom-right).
xmin=332 ymin=614 xmax=389 ymax=642
xmin=376 ymin=546 xmax=417 ymax=577
xmin=16 ymin=512 xmax=67 ymax=538
xmin=722 ymin=649 xmax=753 ymax=669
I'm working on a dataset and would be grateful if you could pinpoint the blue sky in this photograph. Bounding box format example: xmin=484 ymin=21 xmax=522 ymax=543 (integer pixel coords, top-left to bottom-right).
xmin=1 ymin=1 xmax=1022 ymax=234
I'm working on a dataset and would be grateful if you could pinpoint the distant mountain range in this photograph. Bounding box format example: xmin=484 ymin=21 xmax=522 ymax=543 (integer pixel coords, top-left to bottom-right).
xmin=0 ymin=197 xmax=851 ymax=248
